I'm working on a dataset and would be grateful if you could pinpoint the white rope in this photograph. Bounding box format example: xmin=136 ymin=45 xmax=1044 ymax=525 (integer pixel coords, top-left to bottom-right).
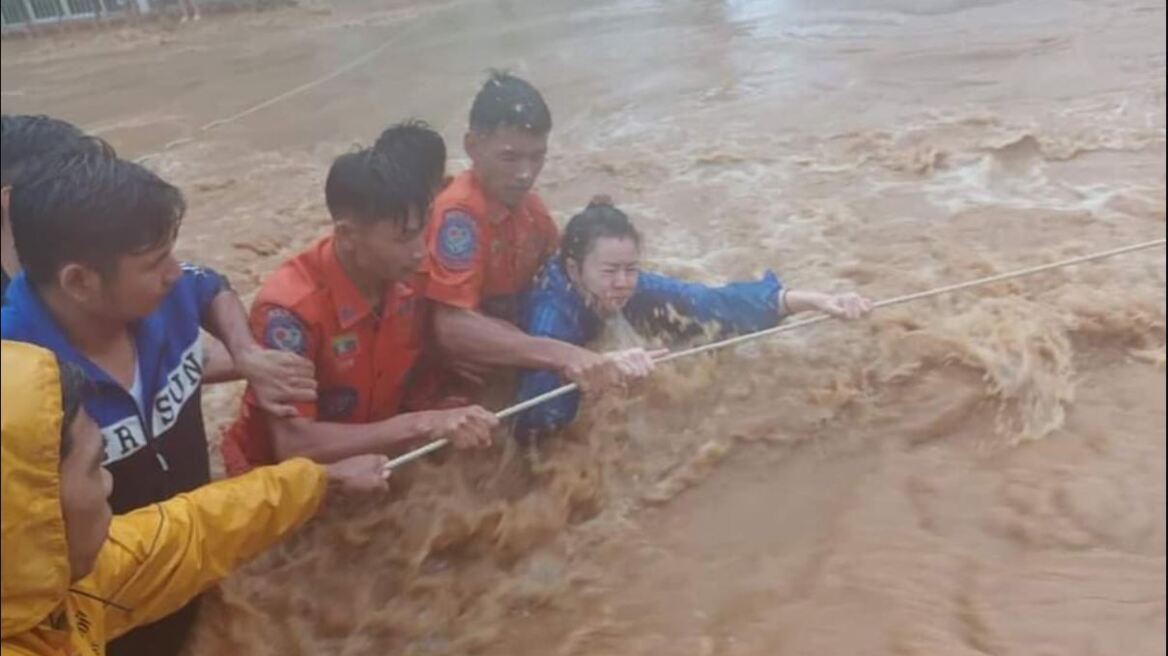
xmin=382 ymin=237 xmax=1166 ymax=472
xmin=130 ymin=38 xmax=397 ymax=164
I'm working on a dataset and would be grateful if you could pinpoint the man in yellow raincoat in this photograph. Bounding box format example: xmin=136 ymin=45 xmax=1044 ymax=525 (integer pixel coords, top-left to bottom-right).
xmin=0 ymin=340 xmax=389 ymax=656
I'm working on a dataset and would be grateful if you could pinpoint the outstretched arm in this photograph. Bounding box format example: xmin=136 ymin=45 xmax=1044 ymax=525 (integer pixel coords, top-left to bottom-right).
xmin=89 ymin=458 xmax=329 ymax=640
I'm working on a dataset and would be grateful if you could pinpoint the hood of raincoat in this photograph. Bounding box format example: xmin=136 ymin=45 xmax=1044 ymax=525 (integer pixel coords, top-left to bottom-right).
xmin=1 ymin=340 xmax=72 ymax=640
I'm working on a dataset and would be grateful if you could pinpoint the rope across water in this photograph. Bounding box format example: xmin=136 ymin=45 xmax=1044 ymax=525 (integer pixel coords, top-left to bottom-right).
xmin=384 ymin=237 xmax=1167 ymax=472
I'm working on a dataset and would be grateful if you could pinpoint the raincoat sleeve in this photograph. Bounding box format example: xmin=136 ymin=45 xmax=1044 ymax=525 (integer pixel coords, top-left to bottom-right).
xmin=81 ymin=457 xmax=327 ymax=641
xmin=631 ymin=270 xmax=784 ymax=339
xmin=514 ymin=298 xmax=587 ymax=443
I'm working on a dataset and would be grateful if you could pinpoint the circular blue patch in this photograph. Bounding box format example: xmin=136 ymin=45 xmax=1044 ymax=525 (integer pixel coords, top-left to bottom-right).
xmin=436 ymin=210 xmax=479 ymax=271
xmin=262 ymin=307 xmax=308 ymax=356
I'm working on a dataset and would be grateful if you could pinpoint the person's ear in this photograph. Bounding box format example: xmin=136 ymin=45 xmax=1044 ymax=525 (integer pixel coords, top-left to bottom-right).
xmin=58 ymin=263 xmax=103 ymax=305
xmin=464 ymin=131 xmax=481 ymax=162
xmin=564 ymin=257 xmax=583 ymax=284
xmin=334 ymin=219 xmax=360 ymax=250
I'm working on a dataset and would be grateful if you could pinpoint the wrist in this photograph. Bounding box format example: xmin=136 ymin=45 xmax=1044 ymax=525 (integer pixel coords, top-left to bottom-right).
xmin=401 ymin=411 xmax=438 ymax=441
xmin=534 ymin=338 xmax=581 ymax=372
xmin=233 ymin=342 xmax=263 ymax=373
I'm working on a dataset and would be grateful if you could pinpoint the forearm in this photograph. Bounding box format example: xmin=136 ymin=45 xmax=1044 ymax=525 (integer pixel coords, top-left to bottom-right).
xmin=781 ymin=290 xmax=827 ymax=315
xmin=435 ymin=305 xmax=579 ymax=370
xmin=204 ymin=290 xmax=261 ymax=359
xmin=200 ymin=334 xmax=240 ymax=384
xmin=271 ymin=412 xmax=434 ymax=464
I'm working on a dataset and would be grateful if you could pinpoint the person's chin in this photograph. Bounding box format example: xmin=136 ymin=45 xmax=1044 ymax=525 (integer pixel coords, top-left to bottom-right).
xmin=598 ymin=301 xmax=627 ymax=317
xmin=503 ymin=186 xmax=530 ymax=204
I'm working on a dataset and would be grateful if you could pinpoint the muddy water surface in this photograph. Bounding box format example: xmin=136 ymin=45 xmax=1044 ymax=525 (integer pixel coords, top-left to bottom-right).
xmin=2 ymin=1 xmax=1165 ymax=654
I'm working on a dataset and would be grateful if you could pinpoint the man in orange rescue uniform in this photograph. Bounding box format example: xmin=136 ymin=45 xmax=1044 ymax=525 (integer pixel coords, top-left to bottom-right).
xmin=221 ymin=140 xmax=497 ymax=475
xmin=426 ymin=72 xmax=658 ymax=399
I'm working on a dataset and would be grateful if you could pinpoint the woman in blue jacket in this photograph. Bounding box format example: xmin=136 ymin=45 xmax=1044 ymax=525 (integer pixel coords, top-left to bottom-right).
xmin=515 ymin=200 xmax=871 ymax=443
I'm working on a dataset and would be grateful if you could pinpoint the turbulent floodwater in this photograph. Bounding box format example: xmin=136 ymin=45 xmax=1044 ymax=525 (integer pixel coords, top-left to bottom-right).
xmin=3 ymin=0 xmax=1166 ymax=654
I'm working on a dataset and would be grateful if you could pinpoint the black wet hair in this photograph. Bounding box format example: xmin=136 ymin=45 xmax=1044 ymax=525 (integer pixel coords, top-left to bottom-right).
xmin=10 ymin=147 xmax=183 ymax=286
xmin=58 ymin=358 xmax=91 ymax=458
xmin=1 ymin=114 xmax=112 ymax=187
xmin=373 ymin=119 xmax=447 ymax=192
xmin=325 ymin=147 xmax=431 ymax=230
xmin=468 ymin=71 xmax=552 ymax=135
xmin=560 ymin=200 xmax=642 ymax=266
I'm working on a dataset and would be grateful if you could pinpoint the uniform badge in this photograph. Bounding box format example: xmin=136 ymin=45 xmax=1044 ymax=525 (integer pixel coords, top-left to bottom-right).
xmin=262 ymin=308 xmax=308 ymax=356
xmin=331 ymin=333 xmax=359 ymax=358
xmin=319 ymin=387 xmax=359 ymax=420
xmin=437 ymin=210 xmax=479 ymax=271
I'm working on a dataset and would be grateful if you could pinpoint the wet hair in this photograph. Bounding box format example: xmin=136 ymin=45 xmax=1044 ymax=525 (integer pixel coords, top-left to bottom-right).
xmin=373 ymin=119 xmax=447 ymax=192
xmin=1 ymin=114 xmax=112 ymax=187
xmin=325 ymin=147 xmax=430 ymax=230
xmin=10 ymin=147 xmax=184 ymax=286
xmin=560 ymin=200 xmax=642 ymax=266
xmin=58 ymin=358 xmax=91 ymax=459
xmin=468 ymin=71 xmax=552 ymax=135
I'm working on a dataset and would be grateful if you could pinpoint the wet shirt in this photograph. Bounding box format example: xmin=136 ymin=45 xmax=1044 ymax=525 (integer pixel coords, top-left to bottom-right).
xmin=514 ymin=258 xmax=785 ymax=442
xmin=423 ymin=170 xmax=559 ymax=324
xmin=1 ymin=266 xmax=225 ymax=515
xmin=222 ymin=235 xmax=429 ymax=474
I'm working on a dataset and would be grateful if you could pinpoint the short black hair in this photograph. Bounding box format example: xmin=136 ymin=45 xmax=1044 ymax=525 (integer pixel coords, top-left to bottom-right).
xmin=1 ymin=114 xmax=111 ymax=187
xmin=373 ymin=119 xmax=447 ymax=192
xmin=468 ymin=71 xmax=552 ymax=135
xmin=560 ymin=200 xmax=642 ymax=266
xmin=324 ymin=147 xmax=431 ymax=229
xmin=58 ymin=357 xmax=91 ymax=458
xmin=10 ymin=148 xmax=184 ymax=286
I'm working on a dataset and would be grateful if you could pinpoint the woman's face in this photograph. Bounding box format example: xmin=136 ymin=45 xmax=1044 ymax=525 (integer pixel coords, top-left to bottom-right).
xmin=569 ymin=236 xmax=641 ymax=316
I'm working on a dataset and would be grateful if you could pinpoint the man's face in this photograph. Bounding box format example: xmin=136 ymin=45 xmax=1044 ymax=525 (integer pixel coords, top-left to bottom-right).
xmin=568 ymin=236 xmax=641 ymax=317
xmin=87 ymin=234 xmax=183 ymax=322
xmin=466 ymin=126 xmax=548 ymax=209
xmin=341 ymin=207 xmax=427 ymax=285
xmin=59 ymin=407 xmax=114 ymax=582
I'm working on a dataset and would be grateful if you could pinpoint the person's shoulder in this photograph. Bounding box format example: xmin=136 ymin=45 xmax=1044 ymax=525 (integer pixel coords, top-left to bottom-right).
xmin=163 ymin=263 xmax=225 ymax=309
xmin=0 ymin=303 xmax=29 ymax=338
xmin=253 ymin=241 xmax=331 ymax=320
xmin=526 ymin=260 xmax=584 ymax=326
xmin=432 ymin=171 xmax=485 ymax=218
xmin=0 ymin=280 xmax=46 ymax=340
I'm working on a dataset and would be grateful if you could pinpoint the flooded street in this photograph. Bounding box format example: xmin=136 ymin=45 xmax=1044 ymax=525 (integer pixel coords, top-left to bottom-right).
xmin=3 ymin=0 xmax=1165 ymax=654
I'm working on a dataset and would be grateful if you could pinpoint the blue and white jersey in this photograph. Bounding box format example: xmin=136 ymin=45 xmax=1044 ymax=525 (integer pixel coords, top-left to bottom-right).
xmin=1 ymin=265 xmax=225 ymax=514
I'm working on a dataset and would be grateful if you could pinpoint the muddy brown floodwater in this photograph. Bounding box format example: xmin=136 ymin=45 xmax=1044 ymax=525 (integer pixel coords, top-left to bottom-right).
xmin=3 ymin=0 xmax=1166 ymax=654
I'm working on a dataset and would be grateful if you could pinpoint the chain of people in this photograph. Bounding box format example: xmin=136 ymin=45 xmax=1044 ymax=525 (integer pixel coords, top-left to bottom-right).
xmin=0 ymin=72 xmax=873 ymax=656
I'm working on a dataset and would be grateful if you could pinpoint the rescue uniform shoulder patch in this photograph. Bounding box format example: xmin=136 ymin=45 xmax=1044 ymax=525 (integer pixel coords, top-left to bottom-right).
xmin=436 ymin=210 xmax=479 ymax=271
xmin=262 ymin=307 xmax=309 ymax=356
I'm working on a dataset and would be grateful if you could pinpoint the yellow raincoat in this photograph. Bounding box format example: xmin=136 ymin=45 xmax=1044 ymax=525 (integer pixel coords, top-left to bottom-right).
xmin=1 ymin=341 xmax=329 ymax=655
